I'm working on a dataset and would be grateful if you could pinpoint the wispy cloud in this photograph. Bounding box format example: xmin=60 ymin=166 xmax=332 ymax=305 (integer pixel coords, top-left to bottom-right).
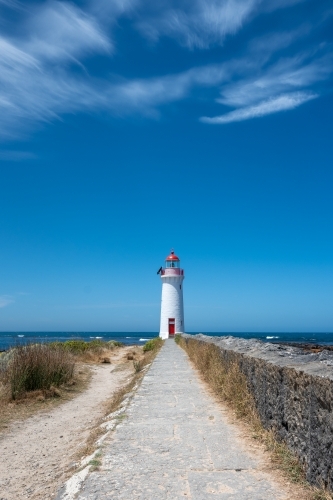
xmin=0 ymin=150 xmax=36 ymax=160
xmin=0 ymin=295 xmax=14 ymax=308
xmin=136 ymin=0 xmax=261 ymax=49
xmin=201 ymin=91 xmax=317 ymax=124
xmin=217 ymin=54 xmax=333 ymax=108
xmin=200 ymin=51 xmax=332 ymax=124
xmin=0 ymin=0 xmax=331 ymax=135
xmin=248 ymin=27 xmax=310 ymax=56
xmin=90 ymin=0 xmax=139 ymax=22
xmin=0 ymin=0 xmax=20 ymax=6
xmin=26 ymin=1 xmax=111 ymax=62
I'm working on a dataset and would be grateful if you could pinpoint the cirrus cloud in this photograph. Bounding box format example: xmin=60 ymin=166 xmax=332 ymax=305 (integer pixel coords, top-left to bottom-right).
xmin=0 ymin=0 xmax=331 ymax=139
xmin=0 ymin=295 xmax=14 ymax=308
xmin=201 ymin=91 xmax=317 ymax=124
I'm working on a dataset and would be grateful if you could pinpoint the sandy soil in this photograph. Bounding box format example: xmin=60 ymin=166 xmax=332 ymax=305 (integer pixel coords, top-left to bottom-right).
xmin=0 ymin=349 xmax=134 ymax=500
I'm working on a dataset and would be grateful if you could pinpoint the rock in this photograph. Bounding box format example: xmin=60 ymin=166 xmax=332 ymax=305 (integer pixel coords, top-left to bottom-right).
xmin=101 ymin=357 xmax=111 ymax=364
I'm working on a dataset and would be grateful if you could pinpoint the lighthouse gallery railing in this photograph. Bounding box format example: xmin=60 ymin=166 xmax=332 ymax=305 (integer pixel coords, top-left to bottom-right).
xmin=161 ymin=268 xmax=184 ymax=276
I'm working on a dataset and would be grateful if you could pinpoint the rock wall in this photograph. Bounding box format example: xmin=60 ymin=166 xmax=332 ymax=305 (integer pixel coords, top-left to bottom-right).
xmin=181 ymin=333 xmax=333 ymax=489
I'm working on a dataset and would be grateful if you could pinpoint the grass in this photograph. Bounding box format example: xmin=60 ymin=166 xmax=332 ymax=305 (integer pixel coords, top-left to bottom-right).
xmin=1 ymin=343 xmax=75 ymax=400
xmin=88 ymin=458 xmax=102 ymax=471
xmin=105 ymin=340 xmax=163 ymax=415
xmin=142 ymin=337 xmax=163 ymax=352
xmin=0 ymin=364 xmax=91 ymax=432
xmin=133 ymin=360 xmax=143 ymax=372
xmin=52 ymin=339 xmax=124 ymax=364
xmin=178 ymin=336 xmax=332 ymax=500
xmin=0 ymin=338 xmax=123 ymax=404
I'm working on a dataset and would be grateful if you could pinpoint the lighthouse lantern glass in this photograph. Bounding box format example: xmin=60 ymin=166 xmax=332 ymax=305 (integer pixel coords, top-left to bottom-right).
xmin=166 ymin=260 xmax=180 ymax=268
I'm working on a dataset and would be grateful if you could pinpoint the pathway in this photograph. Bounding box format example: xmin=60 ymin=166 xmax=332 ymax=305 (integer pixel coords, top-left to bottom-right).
xmin=74 ymin=340 xmax=291 ymax=499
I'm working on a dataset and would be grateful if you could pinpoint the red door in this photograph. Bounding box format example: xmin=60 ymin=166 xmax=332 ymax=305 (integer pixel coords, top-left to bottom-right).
xmin=168 ymin=318 xmax=175 ymax=336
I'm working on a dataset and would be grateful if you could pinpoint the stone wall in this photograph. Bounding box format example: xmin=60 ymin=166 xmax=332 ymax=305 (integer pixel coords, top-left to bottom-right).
xmin=181 ymin=333 xmax=333 ymax=489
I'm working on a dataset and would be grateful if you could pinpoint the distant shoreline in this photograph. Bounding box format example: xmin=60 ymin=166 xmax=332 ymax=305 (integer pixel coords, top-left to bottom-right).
xmin=276 ymin=341 xmax=333 ymax=352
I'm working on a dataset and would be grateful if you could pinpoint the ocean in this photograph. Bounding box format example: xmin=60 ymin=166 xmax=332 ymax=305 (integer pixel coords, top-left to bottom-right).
xmin=1 ymin=331 xmax=333 ymax=351
xmin=0 ymin=332 xmax=157 ymax=351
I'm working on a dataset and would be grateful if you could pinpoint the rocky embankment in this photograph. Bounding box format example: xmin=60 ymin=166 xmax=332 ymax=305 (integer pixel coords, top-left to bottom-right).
xmin=181 ymin=333 xmax=333 ymax=490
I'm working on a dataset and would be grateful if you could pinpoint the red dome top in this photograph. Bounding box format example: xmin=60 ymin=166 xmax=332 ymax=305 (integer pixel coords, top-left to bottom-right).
xmin=166 ymin=249 xmax=180 ymax=261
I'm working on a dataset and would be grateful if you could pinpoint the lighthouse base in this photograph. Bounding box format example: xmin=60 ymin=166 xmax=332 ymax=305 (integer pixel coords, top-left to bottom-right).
xmin=159 ymin=331 xmax=184 ymax=340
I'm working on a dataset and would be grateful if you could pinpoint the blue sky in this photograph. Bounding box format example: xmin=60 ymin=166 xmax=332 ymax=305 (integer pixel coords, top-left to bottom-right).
xmin=0 ymin=0 xmax=333 ymax=332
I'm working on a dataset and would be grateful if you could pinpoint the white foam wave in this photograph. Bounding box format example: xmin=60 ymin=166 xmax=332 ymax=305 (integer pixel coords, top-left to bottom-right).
xmin=18 ymin=335 xmax=24 ymax=337
xmin=139 ymin=338 xmax=150 ymax=341
xmin=266 ymin=336 xmax=279 ymax=339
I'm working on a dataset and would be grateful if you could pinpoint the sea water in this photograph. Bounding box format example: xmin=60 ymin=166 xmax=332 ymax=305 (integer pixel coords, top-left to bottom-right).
xmin=0 ymin=332 xmax=157 ymax=351
xmin=1 ymin=331 xmax=333 ymax=351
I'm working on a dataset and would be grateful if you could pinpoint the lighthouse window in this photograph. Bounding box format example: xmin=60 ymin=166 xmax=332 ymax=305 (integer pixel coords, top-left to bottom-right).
xmin=166 ymin=260 xmax=180 ymax=268
xmin=180 ymin=285 xmax=181 ymax=290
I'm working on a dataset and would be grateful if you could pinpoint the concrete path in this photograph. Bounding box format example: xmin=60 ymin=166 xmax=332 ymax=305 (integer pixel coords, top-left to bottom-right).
xmin=76 ymin=340 xmax=288 ymax=499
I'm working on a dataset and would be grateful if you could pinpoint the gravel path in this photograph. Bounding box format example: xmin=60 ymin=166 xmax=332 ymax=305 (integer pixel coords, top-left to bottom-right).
xmin=74 ymin=340 xmax=292 ymax=499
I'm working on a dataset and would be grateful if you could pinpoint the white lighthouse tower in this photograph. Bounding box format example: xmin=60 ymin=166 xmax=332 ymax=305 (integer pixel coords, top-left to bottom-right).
xmin=158 ymin=250 xmax=185 ymax=339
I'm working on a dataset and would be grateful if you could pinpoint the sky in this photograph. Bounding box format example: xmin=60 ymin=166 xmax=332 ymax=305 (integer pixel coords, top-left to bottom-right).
xmin=0 ymin=0 xmax=333 ymax=332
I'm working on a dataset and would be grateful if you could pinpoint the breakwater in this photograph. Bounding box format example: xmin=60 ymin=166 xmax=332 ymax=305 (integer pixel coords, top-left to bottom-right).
xmin=181 ymin=333 xmax=333 ymax=490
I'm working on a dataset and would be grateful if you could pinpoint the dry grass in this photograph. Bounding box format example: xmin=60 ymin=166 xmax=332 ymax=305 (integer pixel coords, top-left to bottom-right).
xmin=0 ymin=340 xmax=123 ymax=402
xmin=104 ymin=341 xmax=162 ymax=416
xmin=1 ymin=343 xmax=75 ymax=400
xmin=177 ymin=336 xmax=332 ymax=500
xmin=0 ymin=342 xmax=130 ymax=433
xmin=0 ymin=364 xmax=91 ymax=432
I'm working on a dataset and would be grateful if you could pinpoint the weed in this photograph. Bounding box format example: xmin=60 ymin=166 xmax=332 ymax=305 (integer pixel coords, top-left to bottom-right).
xmin=108 ymin=341 xmax=123 ymax=348
xmin=174 ymin=334 xmax=181 ymax=344
xmin=88 ymin=458 xmax=102 ymax=471
xmin=133 ymin=360 xmax=143 ymax=372
xmin=143 ymin=337 xmax=163 ymax=352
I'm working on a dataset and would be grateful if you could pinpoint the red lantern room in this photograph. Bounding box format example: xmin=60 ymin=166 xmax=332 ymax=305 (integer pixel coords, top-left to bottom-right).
xmin=165 ymin=250 xmax=180 ymax=269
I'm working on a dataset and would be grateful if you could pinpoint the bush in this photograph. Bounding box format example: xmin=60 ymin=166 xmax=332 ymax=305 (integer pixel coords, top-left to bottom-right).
xmin=50 ymin=339 xmax=120 ymax=354
xmin=3 ymin=343 xmax=75 ymax=400
xmin=143 ymin=337 xmax=163 ymax=352
xmin=63 ymin=340 xmax=90 ymax=353
xmin=0 ymin=350 xmax=14 ymax=373
xmin=108 ymin=340 xmax=123 ymax=348
xmin=133 ymin=360 xmax=143 ymax=373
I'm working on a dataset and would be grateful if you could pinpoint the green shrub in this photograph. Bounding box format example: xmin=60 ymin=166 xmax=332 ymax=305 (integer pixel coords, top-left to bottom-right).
xmin=108 ymin=340 xmax=123 ymax=348
xmin=63 ymin=340 xmax=90 ymax=353
xmin=175 ymin=334 xmax=181 ymax=344
xmin=50 ymin=339 xmax=118 ymax=354
xmin=133 ymin=360 xmax=143 ymax=373
xmin=143 ymin=337 xmax=163 ymax=352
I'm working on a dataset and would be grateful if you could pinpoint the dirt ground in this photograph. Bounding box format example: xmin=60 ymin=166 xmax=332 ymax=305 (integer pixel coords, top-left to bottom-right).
xmin=0 ymin=346 xmax=136 ymax=500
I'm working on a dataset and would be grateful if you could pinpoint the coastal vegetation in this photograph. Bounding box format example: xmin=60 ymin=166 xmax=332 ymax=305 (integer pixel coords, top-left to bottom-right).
xmin=176 ymin=335 xmax=332 ymax=500
xmin=0 ymin=339 xmax=123 ymax=402
xmin=142 ymin=336 xmax=163 ymax=352
xmin=1 ymin=343 xmax=74 ymax=400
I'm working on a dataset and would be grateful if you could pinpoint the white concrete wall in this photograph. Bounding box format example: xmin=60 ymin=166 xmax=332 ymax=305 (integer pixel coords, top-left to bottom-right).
xmin=159 ymin=275 xmax=184 ymax=339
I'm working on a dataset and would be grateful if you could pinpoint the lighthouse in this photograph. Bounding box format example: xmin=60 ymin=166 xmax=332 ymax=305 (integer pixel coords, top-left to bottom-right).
xmin=158 ymin=250 xmax=185 ymax=339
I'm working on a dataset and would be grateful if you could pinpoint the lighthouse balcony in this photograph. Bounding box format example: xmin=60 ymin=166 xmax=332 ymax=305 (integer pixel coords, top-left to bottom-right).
xmin=161 ymin=268 xmax=184 ymax=276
